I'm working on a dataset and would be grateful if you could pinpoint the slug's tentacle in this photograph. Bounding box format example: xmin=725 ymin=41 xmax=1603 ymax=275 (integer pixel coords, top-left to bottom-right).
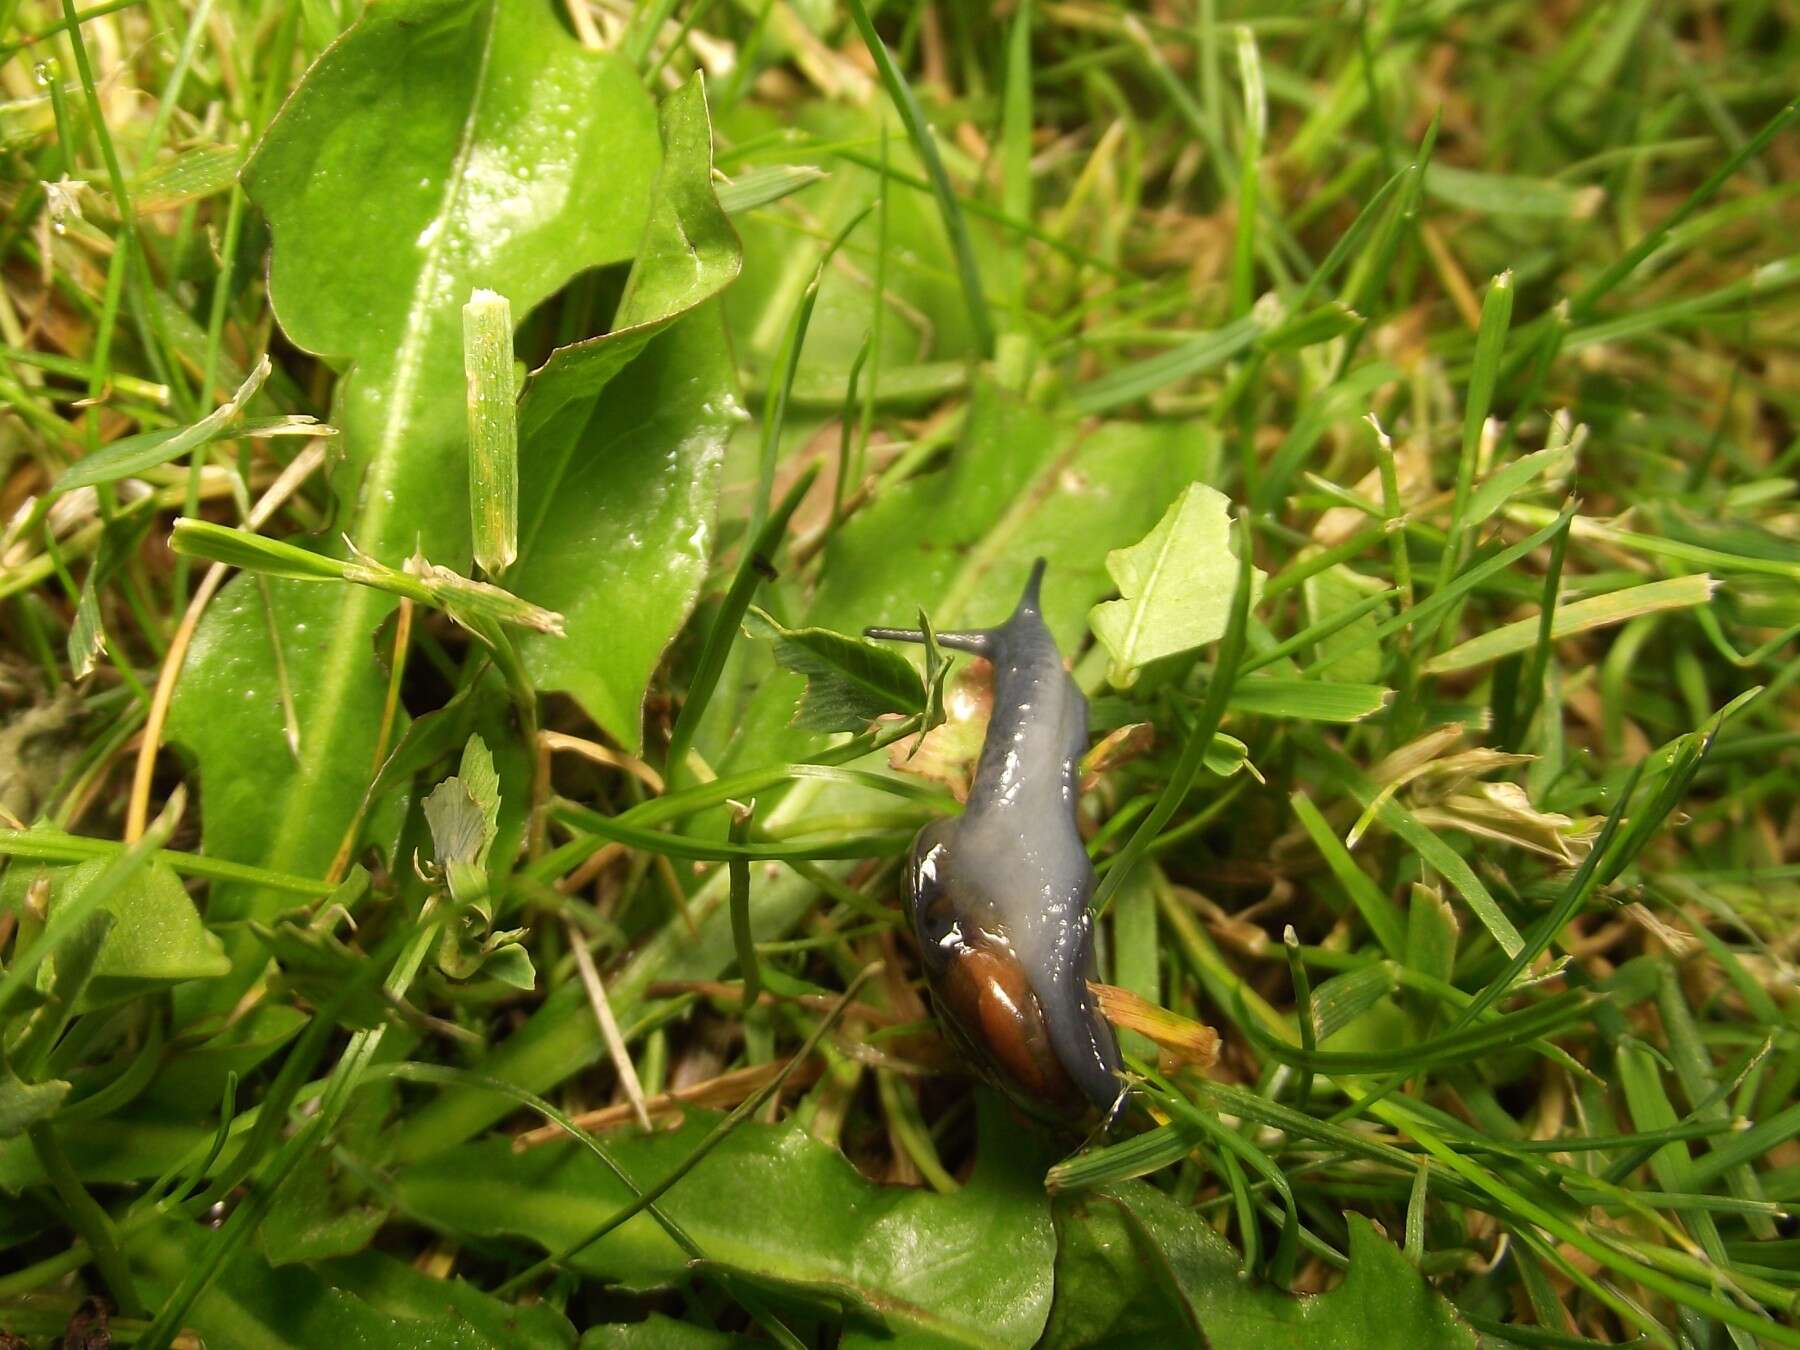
xmin=875 ymin=560 xmax=1125 ymax=1123
xmin=863 ymin=627 xmax=993 ymax=656
xmin=862 ymin=560 xmax=1047 ymax=657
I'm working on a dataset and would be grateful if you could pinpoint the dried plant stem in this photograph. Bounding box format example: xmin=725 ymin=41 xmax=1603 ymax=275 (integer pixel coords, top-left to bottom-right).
xmin=566 ymin=917 xmax=653 ymax=1131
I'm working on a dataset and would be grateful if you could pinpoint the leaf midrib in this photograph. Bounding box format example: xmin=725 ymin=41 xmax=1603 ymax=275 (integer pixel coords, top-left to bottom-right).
xmin=260 ymin=0 xmax=500 ymax=883
xmin=1115 ymin=490 xmax=1189 ymax=668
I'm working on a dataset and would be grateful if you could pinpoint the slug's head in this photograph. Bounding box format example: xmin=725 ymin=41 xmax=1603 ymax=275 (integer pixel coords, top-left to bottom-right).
xmin=907 ymin=823 xmax=1126 ymax=1124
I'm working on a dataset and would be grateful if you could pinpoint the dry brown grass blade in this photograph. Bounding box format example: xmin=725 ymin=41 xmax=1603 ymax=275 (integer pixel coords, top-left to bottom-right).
xmin=566 ymin=916 xmax=654 ymax=1132
xmin=1089 ymin=980 xmax=1221 ymax=1070
xmin=511 ymin=1055 xmax=830 ymax=1148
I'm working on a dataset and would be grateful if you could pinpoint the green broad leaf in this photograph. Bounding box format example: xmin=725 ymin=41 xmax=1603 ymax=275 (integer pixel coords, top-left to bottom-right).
xmin=425 ymin=735 xmax=535 ymax=978
xmin=0 ymin=1072 xmax=70 ymax=1139
xmin=1042 ymin=1182 xmax=1476 ymax=1348
xmin=1228 ymin=677 xmax=1391 ymax=723
xmin=780 ymin=358 xmax=967 ymax=410
xmin=246 ymin=0 xmax=656 ymax=549
xmin=166 ymin=0 xmax=662 ymax=1004
xmin=720 ymin=99 xmax=997 ymax=386
xmin=516 ymin=74 xmax=741 ymax=445
xmin=251 ymin=914 xmax=396 ymax=1032
xmin=745 ymin=607 xmax=925 ymax=732
xmin=396 ymin=1102 xmax=1058 ymax=1348
xmin=1090 ymin=482 xmax=1263 ymax=687
xmin=35 ymin=859 xmax=229 ymax=1008
xmin=580 ymin=1315 xmax=752 ymax=1348
xmin=507 ymin=78 xmax=744 ymax=749
xmin=1300 ymin=564 xmax=1390 ymax=684
xmin=317 ymin=1251 xmax=577 ymax=1350
xmin=747 ymin=387 xmax=1223 ymax=763
xmin=510 ymin=313 xmax=739 ymax=750
xmin=258 ymin=1148 xmax=386 ymax=1267
xmin=132 ymin=1221 xmax=576 ymax=1350
xmin=438 ymin=918 xmax=536 ymax=989
xmin=0 ymin=1112 xmax=216 ymax=1188
xmin=165 ymin=581 xmax=390 ymax=1014
xmin=1425 ymin=573 xmax=1718 ymax=674
xmin=143 ymin=1002 xmax=307 ymax=1113
xmin=51 ymin=356 xmax=273 ymax=495
xmin=476 ymin=942 xmax=536 ymax=990
xmin=1203 ymin=731 xmax=1252 ymax=778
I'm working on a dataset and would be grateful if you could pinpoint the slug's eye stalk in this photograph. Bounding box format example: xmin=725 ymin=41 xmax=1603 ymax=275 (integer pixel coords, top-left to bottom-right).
xmin=875 ymin=562 xmax=1126 ymax=1127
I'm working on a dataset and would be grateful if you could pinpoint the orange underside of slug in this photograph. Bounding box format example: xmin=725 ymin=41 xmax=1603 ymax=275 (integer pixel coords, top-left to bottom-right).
xmin=935 ymin=940 xmax=1081 ymax=1109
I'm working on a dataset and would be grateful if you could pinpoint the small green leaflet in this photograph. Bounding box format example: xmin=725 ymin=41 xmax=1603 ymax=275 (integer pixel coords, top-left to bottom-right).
xmin=744 ymin=607 xmax=926 ymax=733
xmin=422 ymin=736 xmax=534 ymax=989
xmin=1300 ymin=565 xmax=1389 ymax=685
xmin=423 ymin=735 xmax=501 ymax=909
xmin=1089 ymin=482 xmax=1265 ymax=687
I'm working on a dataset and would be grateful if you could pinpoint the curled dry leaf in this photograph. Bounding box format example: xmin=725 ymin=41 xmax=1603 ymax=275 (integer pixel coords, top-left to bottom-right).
xmin=1081 ymin=721 xmax=1155 ymax=792
xmin=1409 ymin=747 xmax=1536 ymax=796
xmin=1413 ymin=782 xmax=1599 ymax=863
xmin=887 ymin=659 xmax=993 ymax=802
xmin=1368 ymin=724 xmax=1466 ymax=786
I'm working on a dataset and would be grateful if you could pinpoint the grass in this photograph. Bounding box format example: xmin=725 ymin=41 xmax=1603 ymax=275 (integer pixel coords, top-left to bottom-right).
xmin=1 ymin=0 xmax=1798 ymax=1346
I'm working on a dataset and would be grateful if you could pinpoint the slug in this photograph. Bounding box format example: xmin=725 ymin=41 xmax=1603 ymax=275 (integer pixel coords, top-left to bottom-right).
xmin=868 ymin=560 xmax=1125 ymax=1123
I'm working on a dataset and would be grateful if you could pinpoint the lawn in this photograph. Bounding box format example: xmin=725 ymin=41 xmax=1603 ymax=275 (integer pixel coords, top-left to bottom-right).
xmin=1 ymin=0 xmax=1797 ymax=1345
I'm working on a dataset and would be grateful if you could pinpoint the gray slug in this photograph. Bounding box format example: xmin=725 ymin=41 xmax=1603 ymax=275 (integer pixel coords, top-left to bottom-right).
xmin=868 ymin=560 xmax=1125 ymax=1122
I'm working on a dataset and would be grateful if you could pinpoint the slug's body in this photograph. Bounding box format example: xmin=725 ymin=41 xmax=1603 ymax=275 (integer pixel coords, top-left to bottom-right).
xmin=869 ymin=562 xmax=1124 ymax=1122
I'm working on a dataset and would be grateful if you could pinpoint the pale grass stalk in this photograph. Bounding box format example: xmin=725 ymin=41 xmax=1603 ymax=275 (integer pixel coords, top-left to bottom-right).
xmin=566 ymin=916 xmax=653 ymax=1131
xmin=540 ymin=729 xmax=665 ymax=793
